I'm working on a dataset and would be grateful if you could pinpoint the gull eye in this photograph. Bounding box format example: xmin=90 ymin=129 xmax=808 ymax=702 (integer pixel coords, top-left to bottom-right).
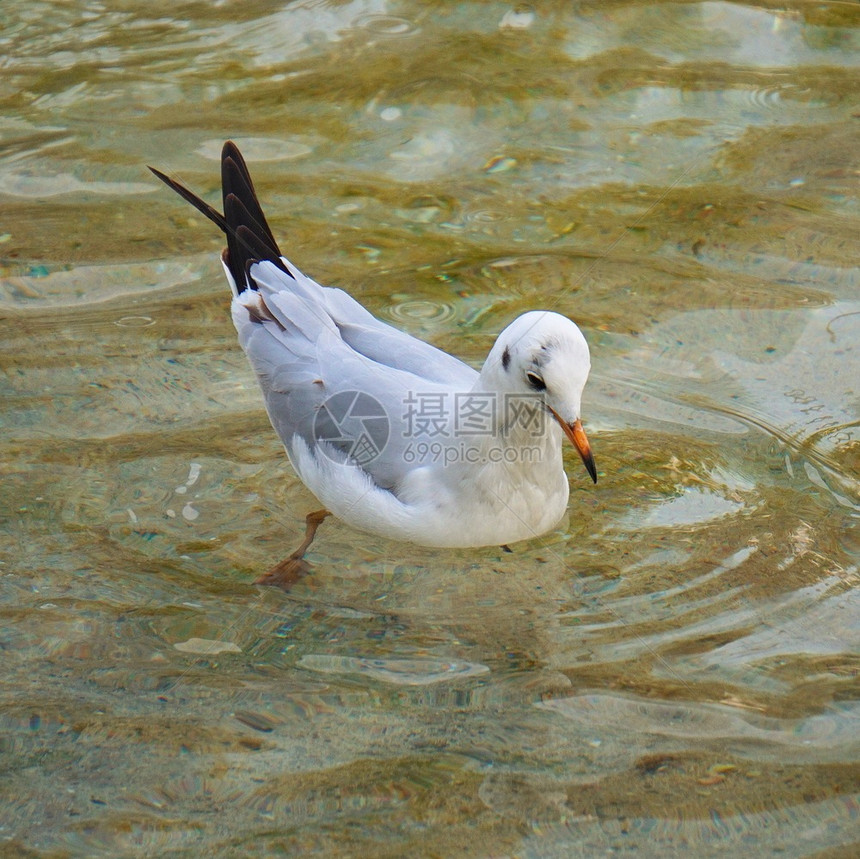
xmin=526 ymin=372 xmax=546 ymax=391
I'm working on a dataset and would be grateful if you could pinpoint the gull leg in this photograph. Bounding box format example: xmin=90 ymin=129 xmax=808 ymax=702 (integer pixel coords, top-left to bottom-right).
xmin=255 ymin=510 xmax=330 ymax=589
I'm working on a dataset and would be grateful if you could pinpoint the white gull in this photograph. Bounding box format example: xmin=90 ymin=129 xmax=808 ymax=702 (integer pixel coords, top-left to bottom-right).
xmin=150 ymin=142 xmax=596 ymax=564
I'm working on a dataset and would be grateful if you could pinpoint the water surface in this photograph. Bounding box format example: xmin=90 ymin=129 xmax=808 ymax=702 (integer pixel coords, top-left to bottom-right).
xmin=1 ymin=1 xmax=858 ymax=856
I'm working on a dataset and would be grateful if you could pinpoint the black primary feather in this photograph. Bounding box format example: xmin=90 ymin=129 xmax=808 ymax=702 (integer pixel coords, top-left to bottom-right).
xmin=148 ymin=140 xmax=292 ymax=291
xmin=147 ymin=166 xmax=228 ymax=232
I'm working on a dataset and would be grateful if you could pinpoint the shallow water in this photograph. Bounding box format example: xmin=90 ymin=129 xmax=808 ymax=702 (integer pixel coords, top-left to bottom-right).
xmin=1 ymin=1 xmax=859 ymax=856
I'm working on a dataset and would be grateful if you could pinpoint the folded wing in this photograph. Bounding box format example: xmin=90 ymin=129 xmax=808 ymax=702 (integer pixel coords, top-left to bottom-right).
xmin=149 ymin=141 xmax=478 ymax=490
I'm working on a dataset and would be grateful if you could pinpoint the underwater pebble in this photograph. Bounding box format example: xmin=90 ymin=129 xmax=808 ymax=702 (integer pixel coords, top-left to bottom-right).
xmin=499 ymin=8 xmax=535 ymax=30
xmin=234 ymin=710 xmax=279 ymax=732
xmin=174 ymin=638 xmax=242 ymax=655
xmin=483 ymin=155 xmax=517 ymax=173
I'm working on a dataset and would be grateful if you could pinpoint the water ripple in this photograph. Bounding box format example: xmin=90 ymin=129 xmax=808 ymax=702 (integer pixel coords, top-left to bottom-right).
xmin=386 ymin=298 xmax=457 ymax=326
xmin=300 ymin=654 xmax=489 ymax=685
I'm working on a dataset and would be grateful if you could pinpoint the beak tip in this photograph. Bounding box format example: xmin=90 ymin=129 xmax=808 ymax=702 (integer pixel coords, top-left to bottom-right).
xmin=550 ymin=409 xmax=598 ymax=486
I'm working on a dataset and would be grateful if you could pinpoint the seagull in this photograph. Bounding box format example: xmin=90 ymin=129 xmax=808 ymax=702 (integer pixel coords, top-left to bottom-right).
xmin=150 ymin=142 xmax=596 ymax=582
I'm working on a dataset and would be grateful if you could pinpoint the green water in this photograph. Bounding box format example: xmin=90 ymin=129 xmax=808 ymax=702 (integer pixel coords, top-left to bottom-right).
xmin=1 ymin=1 xmax=858 ymax=856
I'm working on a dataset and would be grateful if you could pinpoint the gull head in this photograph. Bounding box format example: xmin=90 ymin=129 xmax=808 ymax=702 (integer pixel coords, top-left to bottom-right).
xmin=481 ymin=310 xmax=597 ymax=483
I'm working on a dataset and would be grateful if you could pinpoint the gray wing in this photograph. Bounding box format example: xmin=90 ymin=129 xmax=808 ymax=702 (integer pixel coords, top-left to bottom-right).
xmin=235 ymin=260 xmax=479 ymax=489
xmin=252 ymin=259 xmax=475 ymax=385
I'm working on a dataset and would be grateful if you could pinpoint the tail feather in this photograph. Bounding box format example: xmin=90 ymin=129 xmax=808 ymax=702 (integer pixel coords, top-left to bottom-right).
xmin=147 ymin=166 xmax=228 ymax=232
xmin=221 ymin=146 xmax=280 ymax=252
xmin=148 ymin=140 xmax=292 ymax=292
xmin=235 ymin=223 xmax=286 ymax=278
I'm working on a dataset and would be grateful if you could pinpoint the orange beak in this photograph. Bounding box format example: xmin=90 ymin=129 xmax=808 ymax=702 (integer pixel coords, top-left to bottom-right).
xmin=550 ymin=409 xmax=597 ymax=484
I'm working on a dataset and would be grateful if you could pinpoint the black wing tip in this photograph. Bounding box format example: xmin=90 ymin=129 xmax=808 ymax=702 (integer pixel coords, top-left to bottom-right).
xmin=151 ymin=140 xmax=287 ymax=289
xmin=222 ymin=140 xmax=244 ymax=163
xmin=148 ymin=165 xmax=230 ymax=234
